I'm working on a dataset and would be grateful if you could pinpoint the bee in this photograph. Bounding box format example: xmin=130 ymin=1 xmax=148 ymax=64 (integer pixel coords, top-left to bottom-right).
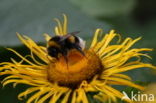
xmin=47 ymin=31 xmax=85 ymax=61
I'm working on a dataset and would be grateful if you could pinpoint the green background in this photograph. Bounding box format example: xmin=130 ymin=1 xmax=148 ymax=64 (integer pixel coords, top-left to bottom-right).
xmin=0 ymin=0 xmax=156 ymax=103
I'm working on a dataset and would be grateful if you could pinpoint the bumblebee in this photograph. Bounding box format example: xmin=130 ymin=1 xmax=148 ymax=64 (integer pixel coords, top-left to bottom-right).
xmin=47 ymin=31 xmax=85 ymax=60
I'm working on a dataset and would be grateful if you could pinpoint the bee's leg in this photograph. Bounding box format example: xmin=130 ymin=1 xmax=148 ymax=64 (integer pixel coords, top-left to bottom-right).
xmin=74 ymin=46 xmax=89 ymax=60
xmin=62 ymin=50 xmax=69 ymax=69
xmin=64 ymin=55 xmax=69 ymax=69
xmin=74 ymin=46 xmax=85 ymax=56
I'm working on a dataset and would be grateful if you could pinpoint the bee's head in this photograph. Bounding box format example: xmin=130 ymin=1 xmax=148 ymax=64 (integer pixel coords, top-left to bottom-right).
xmin=47 ymin=36 xmax=62 ymax=59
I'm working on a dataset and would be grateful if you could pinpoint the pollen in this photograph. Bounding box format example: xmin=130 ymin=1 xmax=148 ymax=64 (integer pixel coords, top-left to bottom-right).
xmin=47 ymin=49 xmax=103 ymax=88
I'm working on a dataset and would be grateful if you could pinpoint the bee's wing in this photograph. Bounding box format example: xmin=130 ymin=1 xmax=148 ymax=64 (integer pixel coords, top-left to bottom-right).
xmin=60 ymin=31 xmax=80 ymax=41
xmin=66 ymin=31 xmax=80 ymax=35
xmin=59 ymin=35 xmax=71 ymax=41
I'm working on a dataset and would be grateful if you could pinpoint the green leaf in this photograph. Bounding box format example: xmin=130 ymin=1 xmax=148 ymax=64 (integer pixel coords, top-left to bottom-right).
xmin=69 ymin=0 xmax=136 ymax=18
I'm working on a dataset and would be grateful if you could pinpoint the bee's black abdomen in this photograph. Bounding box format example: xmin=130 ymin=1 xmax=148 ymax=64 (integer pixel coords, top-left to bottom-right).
xmin=74 ymin=36 xmax=80 ymax=43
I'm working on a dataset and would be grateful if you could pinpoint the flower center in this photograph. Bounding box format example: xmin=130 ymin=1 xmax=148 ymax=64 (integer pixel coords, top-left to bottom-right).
xmin=47 ymin=49 xmax=103 ymax=88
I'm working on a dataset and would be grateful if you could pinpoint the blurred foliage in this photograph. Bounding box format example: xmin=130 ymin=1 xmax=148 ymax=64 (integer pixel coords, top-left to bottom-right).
xmin=0 ymin=0 xmax=110 ymax=46
xmin=69 ymin=0 xmax=136 ymax=18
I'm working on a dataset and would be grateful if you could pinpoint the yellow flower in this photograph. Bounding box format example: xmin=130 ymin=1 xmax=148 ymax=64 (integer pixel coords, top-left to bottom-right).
xmin=0 ymin=14 xmax=156 ymax=103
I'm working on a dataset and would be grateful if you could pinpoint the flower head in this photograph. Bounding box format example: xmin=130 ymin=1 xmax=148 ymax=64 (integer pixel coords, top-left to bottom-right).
xmin=0 ymin=14 xmax=156 ymax=103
